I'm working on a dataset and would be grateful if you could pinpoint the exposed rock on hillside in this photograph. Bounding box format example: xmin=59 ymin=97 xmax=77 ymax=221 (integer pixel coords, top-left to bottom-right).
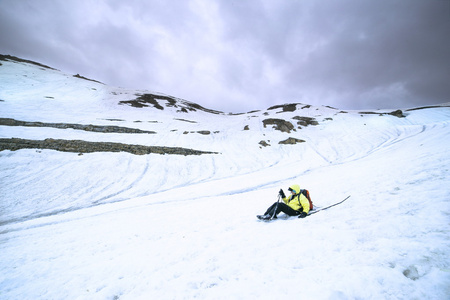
xmin=0 ymin=118 xmax=156 ymax=134
xmin=388 ymin=110 xmax=406 ymax=118
xmin=259 ymin=140 xmax=270 ymax=147
xmin=268 ymin=103 xmax=297 ymax=112
xmin=174 ymin=118 xmax=197 ymax=123
xmin=262 ymin=118 xmax=294 ymax=133
xmin=73 ymin=74 xmax=104 ymax=84
xmin=278 ymin=137 xmax=305 ymax=145
xmin=119 ymin=93 xmax=174 ymax=110
xmin=406 ymin=104 xmax=450 ymax=111
xmin=266 ymin=103 xmax=315 ymax=112
xmin=183 ymin=130 xmax=217 ymax=135
xmin=119 ymin=93 xmax=223 ymax=114
xmin=0 ymin=54 xmax=56 ymax=70
xmin=292 ymin=116 xmax=319 ymax=127
xmin=0 ymin=138 xmax=219 ymax=156
xmin=359 ymin=109 xmax=406 ymax=118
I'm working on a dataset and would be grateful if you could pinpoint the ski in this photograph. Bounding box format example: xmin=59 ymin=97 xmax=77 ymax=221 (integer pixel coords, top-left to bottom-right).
xmin=257 ymin=216 xmax=276 ymax=222
xmin=257 ymin=214 xmax=278 ymax=222
xmin=307 ymin=195 xmax=350 ymax=216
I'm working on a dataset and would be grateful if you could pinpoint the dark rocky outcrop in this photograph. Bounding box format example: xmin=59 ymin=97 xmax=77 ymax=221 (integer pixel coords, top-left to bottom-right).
xmin=119 ymin=93 xmax=169 ymax=109
xmin=174 ymin=118 xmax=197 ymax=123
xmin=259 ymin=140 xmax=270 ymax=147
xmin=0 ymin=54 xmax=56 ymax=70
xmin=0 ymin=138 xmax=219 ymax=156
xmin=388 ymin=110 xmax=406 ymax=118
xmin=196 ymin=131 xmax=211 ymax=135
xmin=358 ymin=109 xmax=406 ymax=118
xmin=278 ymin=137 xmax=305 ymax=145
xmin=292 ymin=116 xmax=319 ymax=127
xmin=0 ymin=118 xmax=156 ymax=134
xmin=268 ymin=103 xmax=297 ymax=112
xmin=73 ymin=74 xmax=104 ymax=84
xmin=262 ymin=118 xmax=294 ymax=133
xmin=119 ymin=93 xmax=223 ymax=114
xmin=406 ymin=104 xmax=450 ymax=111
xmin=184 ymin=102 xmax=223 ymax=114
xmin=183 ymin=131 xmax=217 ymax=135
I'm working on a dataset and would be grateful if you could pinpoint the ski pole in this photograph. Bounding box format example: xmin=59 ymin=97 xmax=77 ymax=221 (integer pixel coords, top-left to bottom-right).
xmin=270 ymin=194 xmax=281 ymax=220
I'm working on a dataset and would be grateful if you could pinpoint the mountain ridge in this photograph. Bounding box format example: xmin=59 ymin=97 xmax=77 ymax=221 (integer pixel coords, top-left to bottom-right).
xmin=1 ymin=54 xmax=449 ymax=156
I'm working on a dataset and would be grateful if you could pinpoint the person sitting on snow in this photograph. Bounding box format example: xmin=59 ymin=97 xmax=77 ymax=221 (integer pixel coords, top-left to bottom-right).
xmin=257 ymin=184 xmax=310 ymax=220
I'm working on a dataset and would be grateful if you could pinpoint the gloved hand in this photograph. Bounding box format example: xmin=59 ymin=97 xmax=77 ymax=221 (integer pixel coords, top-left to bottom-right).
xmin=279 ymin=189 xmax=286 ymax=198
xmin=298 ymin=212 xmax=307 ymax=218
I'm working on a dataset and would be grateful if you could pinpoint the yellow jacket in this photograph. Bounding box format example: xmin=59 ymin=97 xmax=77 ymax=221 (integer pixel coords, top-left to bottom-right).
xmin=282 ymin=184 xmax=311 ymax=214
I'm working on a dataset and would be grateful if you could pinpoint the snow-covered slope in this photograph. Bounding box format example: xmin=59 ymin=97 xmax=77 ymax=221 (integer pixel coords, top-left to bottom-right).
xmin=1 ymin=55 xmax=449 ymax=299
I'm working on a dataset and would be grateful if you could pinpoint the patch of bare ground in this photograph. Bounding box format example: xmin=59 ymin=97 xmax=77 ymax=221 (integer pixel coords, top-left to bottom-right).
xmin=0 ymin=138 xmax=219 ymax=156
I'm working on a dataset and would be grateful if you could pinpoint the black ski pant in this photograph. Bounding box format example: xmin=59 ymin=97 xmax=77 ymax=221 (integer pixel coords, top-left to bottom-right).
xmin=264 ymin=202 xmax=300 ymax=217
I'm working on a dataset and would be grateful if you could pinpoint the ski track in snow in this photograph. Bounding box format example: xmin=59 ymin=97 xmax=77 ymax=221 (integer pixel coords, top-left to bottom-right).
xmin=1 ymin=58 xmax=450 ymax=299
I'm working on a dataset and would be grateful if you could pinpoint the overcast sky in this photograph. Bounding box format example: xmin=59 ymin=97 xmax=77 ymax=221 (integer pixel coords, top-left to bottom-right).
xmin=1 ymin=0 xmax=449 ymax=113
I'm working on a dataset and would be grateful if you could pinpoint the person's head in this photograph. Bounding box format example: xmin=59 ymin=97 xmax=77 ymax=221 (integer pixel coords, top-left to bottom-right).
xmin=288 ymin=184 xmax=300 ymax=195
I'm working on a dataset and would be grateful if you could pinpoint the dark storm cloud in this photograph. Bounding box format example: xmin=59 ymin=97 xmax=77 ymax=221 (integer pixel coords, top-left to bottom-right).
xmin=218 ymin=0 xmax=450 ymax=110
xmin=0 ymin=0 xmax=449 ymax=112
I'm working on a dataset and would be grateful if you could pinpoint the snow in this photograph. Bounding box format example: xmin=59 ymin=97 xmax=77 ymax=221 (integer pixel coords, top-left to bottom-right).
xmin=1 ymin=57 xmax=450 ymax=299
